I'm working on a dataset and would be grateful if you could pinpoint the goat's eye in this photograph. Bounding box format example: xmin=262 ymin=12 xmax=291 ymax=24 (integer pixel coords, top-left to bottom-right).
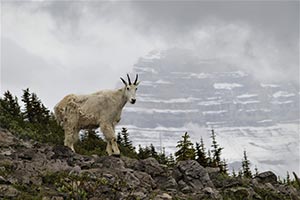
xmin=135 ymin=88 xmax=138 ymax=91
xmin=127 ymin=87 xmax=130 ymax=90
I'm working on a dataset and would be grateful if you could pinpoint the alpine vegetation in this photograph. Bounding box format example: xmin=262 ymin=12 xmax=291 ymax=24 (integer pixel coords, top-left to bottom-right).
xmin=54 ymin=74 xmax=140 ymax=156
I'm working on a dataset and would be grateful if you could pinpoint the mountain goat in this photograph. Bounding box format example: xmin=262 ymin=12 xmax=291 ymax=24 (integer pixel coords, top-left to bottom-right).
xmin=54 ymin=74 xmax=139 ymax=156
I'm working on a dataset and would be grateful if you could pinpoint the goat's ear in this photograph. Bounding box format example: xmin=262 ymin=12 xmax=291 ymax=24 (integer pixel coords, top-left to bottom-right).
xmin=120 ymin=77 xmax=127 ymax=86
xmin=134 ymin=81 xmax=140 ymax=86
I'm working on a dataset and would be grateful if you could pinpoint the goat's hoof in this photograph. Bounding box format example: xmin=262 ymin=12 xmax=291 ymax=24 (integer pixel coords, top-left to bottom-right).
xmin=112 ymin=154 xmax=120 ymax=158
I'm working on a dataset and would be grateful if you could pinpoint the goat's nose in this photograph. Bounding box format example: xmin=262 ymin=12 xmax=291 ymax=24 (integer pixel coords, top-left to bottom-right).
xmin=131 ymin=99 xmax=136 ymax=104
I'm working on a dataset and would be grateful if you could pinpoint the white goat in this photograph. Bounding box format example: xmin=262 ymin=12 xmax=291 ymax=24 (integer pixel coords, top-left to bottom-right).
xmin=54 ymin=74 xmax=139 ymax=156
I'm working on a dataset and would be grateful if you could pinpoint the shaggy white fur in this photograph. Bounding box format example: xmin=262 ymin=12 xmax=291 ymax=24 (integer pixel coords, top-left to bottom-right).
xmin=54 ymin=75 xmax=139 ymax=156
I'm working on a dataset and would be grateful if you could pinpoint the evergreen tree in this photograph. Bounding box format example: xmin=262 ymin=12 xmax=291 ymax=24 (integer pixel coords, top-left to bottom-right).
xmin=22 ymin=88 xmax=33 ymax=122
xmin=232 ymin=168 xmax=237 ymax=177
xmin=0 ymin=90 xmax=23 ymax=130
xmin=21 ymin=88 xmax=50 ymax=124
xmin=207 ymin=149 xmax=212 ymax=166
xmin=121 ymin=127 xmax=134 ymax=150
xmin=2 ymin=91 xmax=21 ymax=118
xmin=117 ymin=132 xmax=122 ymax=144
xmin=210 ymin=129 xmax=223 ymax=168
xmin=1 ymin=89 xmax=64 ymax=144
xmin=137 ymin=144 xmax=159 ymax=160
xmin=167 ymin=153 xmax=176 ymax=167
xmin=149 ymin=143 xmax=158 ymax=159
xmin=157 ymin=147 xmax=168 ymax=165
xmin=238 ymin=170 xmax=243 ymax=178
xmin=220 ymin=159 xmax=228 ymax=175
xmin=254 ymin=165 xmax=259 ymax=176
xmin=75 ymin=129 xmax=107 ymax=156
xmin=137 ymin=145 xmax=152 ymax=159
xmin=242 ymin=150 xmax=252 ymax=178
xmin=195 ymin=137 xmax=208 ymax=167
xmin=286 ymin=171 xmax=291 ymax=185
xmin=30 ymin=93 xmax=50 ymax=124
xmin=118 ymin=127 xmax=137 ymax=158
xmin=175 ymin=132 xmax=195 ymax=162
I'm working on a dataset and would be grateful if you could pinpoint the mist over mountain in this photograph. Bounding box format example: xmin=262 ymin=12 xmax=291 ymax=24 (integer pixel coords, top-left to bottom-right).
xmin=118 ymin=48 xmax=300 ymax=177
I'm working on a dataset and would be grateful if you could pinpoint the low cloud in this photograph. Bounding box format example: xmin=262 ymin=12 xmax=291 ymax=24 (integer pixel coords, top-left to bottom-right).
xmin=1 ymin=1 xmax=298 ymax=109
xmin=179 ymin=22 xmax=299 ymax=83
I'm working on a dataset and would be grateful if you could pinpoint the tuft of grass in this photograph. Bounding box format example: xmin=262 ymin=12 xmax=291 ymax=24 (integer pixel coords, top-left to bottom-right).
xmin=0 ymin=160 xmax=14 ymax=177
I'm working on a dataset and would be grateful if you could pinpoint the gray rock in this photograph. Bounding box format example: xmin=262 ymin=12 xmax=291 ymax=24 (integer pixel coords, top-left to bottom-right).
xmin=51 ymin=145 xmax=75 ymax=160
xmin=122 ymin=156 xmax=139 ymax=169
xmin=132 ymin=191 xmax=147 ymax=199
xmin=224 ymin=187 xmax=254 ymax=200
xmin=0 ymin=129 xmax=18 ymax=147
xmin=0 ymin=185 xmax=20 ymax=198
xmin=98 ymin=156 xmax=125 ymax=169
xmin=133 ymin=170 xmax=157 ymax=189
xmin=18 ymin=149 xmax=36 ymax=160
xmin=69 ymin=165 xmax=81 ymax=175
xmin=155 ymin=193 xmax=172 ymax=200
xmin=181 ymin=185 xmax=192 ymax=194
xmin=255 ymin=171 xmax=277 ymax=184
xmin=134 ymin=157 xmax=166 ymax=177
xmin=203 ymin=187 xmax=223 ymax=199
xmin=163 ymin=177 xmax=178 ymax=189
xmin=0 ymin=175 xmax=10 ymax=184
xmin=176 ymin=160 xmax=214 ymax=190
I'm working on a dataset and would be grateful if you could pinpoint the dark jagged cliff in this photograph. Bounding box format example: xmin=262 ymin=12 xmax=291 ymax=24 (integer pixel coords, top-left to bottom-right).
xmin=0 ymin=128 xmax=299 ymax=200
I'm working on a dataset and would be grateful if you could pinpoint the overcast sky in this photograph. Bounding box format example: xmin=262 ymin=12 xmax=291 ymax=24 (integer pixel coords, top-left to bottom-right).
xmin=1 ymin=0 xmax=299 ymax=109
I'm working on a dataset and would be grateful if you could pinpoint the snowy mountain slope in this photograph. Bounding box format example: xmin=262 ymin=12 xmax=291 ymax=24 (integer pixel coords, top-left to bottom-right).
xmin=118 ymin=49 xmax=300 ymax=177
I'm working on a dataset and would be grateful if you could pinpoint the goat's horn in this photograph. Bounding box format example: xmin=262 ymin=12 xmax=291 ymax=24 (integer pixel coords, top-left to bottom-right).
xmin=127 ymin=74 xmax=132 ymax=85
xmin=134 ymin=74 xmax=138 ymax=85
xmin=120 ymin=77 xmax=127 ymax=86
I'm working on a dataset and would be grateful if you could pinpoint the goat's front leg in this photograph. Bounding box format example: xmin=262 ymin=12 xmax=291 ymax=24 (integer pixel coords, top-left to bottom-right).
xmin=64 ymin=125 xmax=79 ymax=152
xmin=100 ymin=123 xmax=120 ymax=156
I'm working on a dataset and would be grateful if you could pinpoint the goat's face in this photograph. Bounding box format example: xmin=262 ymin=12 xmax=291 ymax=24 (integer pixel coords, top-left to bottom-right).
xmin=125 ymin=84 xmax=138 ymax=104
xmin=120 ymin=74 xmax=140 ymax=104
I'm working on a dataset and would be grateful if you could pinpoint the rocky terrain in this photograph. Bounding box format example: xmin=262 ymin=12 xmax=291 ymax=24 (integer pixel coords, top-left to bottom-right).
xmin=1 ymin=128 xmax=299 ymax=200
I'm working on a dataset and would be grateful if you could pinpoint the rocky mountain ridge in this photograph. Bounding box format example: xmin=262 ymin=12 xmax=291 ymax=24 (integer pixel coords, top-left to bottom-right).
xmin=122 ymin=49 xmax=299 ymax=128
xmin=117 ymin=49 xmax=300 ymax=177
xmin=1 ymin=128 xmax=299 ymax=199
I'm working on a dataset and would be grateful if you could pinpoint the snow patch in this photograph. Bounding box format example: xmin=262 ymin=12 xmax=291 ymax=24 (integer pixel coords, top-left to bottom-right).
xmin=124 ymin=107 xmax=199 ymax=114
xmin=136 ymin=67 xmax=158 ymax=74
xmin=237 ymin=93 xmax=258 ymax=99
xmin=273 ymin=91 xmax=296 ymax=98
xmin=203 ymin=110 xmax=227 ymax=115
xmin=155 ymin=80 xmax=171 ymax=84
xmin=139 ymin=97 xmax=200 ymax=104
xmin=261 ymin=83 xmax=280 ymax=88
xmin=198 ymin=100 xmax=222 ymax=106
xmin=271 ymin=100 xmax=293 ymax=105
xmin=214 ymin=83 xmax=243 ymax=90
xmin=234 ymin=100 xmax=260 ymax=105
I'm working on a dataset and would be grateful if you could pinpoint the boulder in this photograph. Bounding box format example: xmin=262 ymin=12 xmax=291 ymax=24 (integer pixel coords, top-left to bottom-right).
xmin=133 ymin=157 xmax=166 ymax=177
xmin=98 ymin=155 xmax=125 ymax=169
xmin=223 ymin=187 xmax=257 ymax=200
xmin=255 ymin=171 xmax=277 ymax=184
xmin=175 ymin=160 xmax=214 ymax=191
xmin=0 ymin=129 xmax=18 ymax=147
xmin=154 ymin=193 xmax=172 ymax=200
xmin=0 ymin=185 xmax=20 ymax=198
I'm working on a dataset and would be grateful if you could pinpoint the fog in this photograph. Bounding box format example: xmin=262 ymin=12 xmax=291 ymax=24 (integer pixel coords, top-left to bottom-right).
xmin=1 ymin=1 xmax=299 ymax=109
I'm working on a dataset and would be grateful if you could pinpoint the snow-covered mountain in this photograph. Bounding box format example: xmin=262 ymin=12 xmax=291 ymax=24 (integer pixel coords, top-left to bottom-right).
xmin=117 ymin=48 xmax=300 ymax=177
